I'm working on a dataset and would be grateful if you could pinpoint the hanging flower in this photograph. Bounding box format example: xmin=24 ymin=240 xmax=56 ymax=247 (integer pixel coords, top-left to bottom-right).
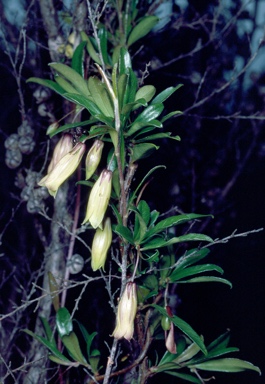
xmin=112 ymin=282 xmax=137 ymax=341
xmin=82 ymin=169 xmax=112 ymax=229
xmin=91 ymin=217 xmax=112 ymax=271
xmin=164 ymin=306 xmax=177 ymax=354
xmin=48 ymin=133 xmax=73 ymax=173
xmin=85 ymin=139 xmax=104 ymax=180
xmin=38 ymin=142 xmax=85 ymax=197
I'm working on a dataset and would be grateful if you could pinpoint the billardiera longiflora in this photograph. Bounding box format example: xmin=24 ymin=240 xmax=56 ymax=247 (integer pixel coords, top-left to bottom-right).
xmin=85 ymin=140 xmax=104 ymax=180
xmin=38 ymin=142 xmax=86 ymax=197
xmin=47 ymin=133 xmax=73 ymax=173
xmin=82 ymin=169 xmax=112 ymax=229
xmin=91 ymin=217 xmax=112 ymax=271
xmin=112 ymin=282 xmax=137 ymax=341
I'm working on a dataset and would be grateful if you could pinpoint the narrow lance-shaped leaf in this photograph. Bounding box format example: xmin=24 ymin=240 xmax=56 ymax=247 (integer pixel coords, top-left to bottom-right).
xmin=22 ymin=329 xmax=71 ymax=363
xmin=189 ymin=358 xmax=261 ymax=374
xmin=163 ymin=371 xmax=201 ymax=383
xmin=170 ymin=263 xmax=224 ymax=281
xmin=71 ymin=41 xmax=86 ymax=76
xmin=141 ymin=233 xmax=213 ymax=251
xmin=176 ymin=276 xmax=232 ymax=288
xmin=26 ymin=77 xmax=65 ymax=96
xmin=145 ymin=213 xmax=213 ymax=239
xmin=127 ymin=15 xmax=159 ymax=46
xmin=49 ymin=62 xmax=90 ymax=97
xmin=151 ymin=84 xmax=183 ymax=104
xmin=61 ymin=332 xmax=89 ymax=366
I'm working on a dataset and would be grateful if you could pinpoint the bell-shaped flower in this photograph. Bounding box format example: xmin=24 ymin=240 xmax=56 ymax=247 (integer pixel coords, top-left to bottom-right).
xmin=164 ymin=306 xmax=177 ymax=354
xmin=165 ymin=322 xmax=177 ymax=354
xmin=85 ymin=140 xmax=104 ymax=180
xmin=38 ymin=142 xmax=86 ymax=197
xmin=112 ymin=282 xmax=137 ymax=341
xmin=91 ymin=217 xmax=112 ymax=271
xmin=47 ymin=133 xmax=73 ymax=173
xmin=82 ymin=169 xmax=112 ymax=229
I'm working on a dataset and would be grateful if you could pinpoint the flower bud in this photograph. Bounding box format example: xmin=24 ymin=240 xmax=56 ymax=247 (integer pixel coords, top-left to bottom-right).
xmin=85 ymin=140 xmax=104 ymax=180
xmin=82 ymin=169 xmax=112 ymax=229
xmin=112 ymin=282 xmax=137 ymax=341
xmin=38 ymin=142 xmax=85 ymax=197
xmin=165 ymin=322 xmax=177 ymax=354
xmin=47 ymin=134 xmax=73 ymax=173
xmin=91 ymin=217 xmax=112 ymax=271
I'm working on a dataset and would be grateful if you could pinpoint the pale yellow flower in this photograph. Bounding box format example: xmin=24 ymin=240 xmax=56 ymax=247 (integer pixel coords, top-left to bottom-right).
xmin=85 ymin=140 xmax=104 ymax=180
xmin=91 ymin=217 xmax=112 ymax=271
xmin=82 ymin=169 xmax=112 ymax=229
xmin=48 ymin=133 xmax=73 ymax=173
xmin=112 ymin=282 xmax=137 ymax=341
xmin=38 ymin=142 xmax=86 ymax=197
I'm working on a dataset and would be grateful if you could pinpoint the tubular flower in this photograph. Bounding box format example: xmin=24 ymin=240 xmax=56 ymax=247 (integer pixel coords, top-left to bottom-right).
xmin=112 ymin=282 xmax=137 ymax=341
xmin=38 ymin=142 xmax=86 ymax=197
xmin=82 ymin=169 xmax=112 ymax=229
xmin=48 ymin=133 xmax=73 ymax=173
xmin=164 ymin=306 xmax=177 ymax=354
xmin=85 ymin=140 xmax=104 ymax=180
xmin=165 ymin=322 xmax=177 ymax=354
xmin=91 ymin=217 xmax=112 ymax=271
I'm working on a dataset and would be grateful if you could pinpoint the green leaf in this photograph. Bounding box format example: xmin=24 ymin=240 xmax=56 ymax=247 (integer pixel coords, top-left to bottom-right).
xmin=141 ymin=233 xmax=213 ymax=251
xmin=151 ymin=85 xmax=183 ymax=104
xmin=173 ymin=342 xmax=201 ymax=364
xmin=88 ymin=76 xmax=114 ymax=117
xmin=176 ymin=248 xmax=211 ymax=269
xmin=127 ymin=15 xmax=159 ymax=46
xmin=141 ymin=249 xmax=160 ymax=263
xmin=49 ymin=62 xmax=90 ymax=97
xmin=207 ymin=330 xmax=231 ymax=352
xmin=130 ymin=143 xmax=159 ymax=162
xmin=71 ymin=41 xmax=87 ymax=76
xmin=22 ymin=329 xmax=71 ymax=363
xmin=135 ymin=85 xmax=156 ymax=103
xmin=128 ymin=103 xmax=164 ymax=133
xmin=98 ymin=27 xmax=109 ymax=66
xmin=63 ymin=93 xmax=102 ymax=116
xmin=119 ymin=47 xmax=132 ymax=74
xmin=176 ymin=276 xmax=232 ymax=288
xmin=132 ymin=207 xmax=148 ymax=244
xmin=40 ymin=317 xmax=56 ymax=347
xmin=190 ymin=347 xmax=239 ymax=364
xmin=56 ymin=307 xmax=73 ymax=337
xmin=153 ymin=305 xmax=207 ymax=355
xmin=83 ymin=34 xmax=101 ymax=65
xmin=164 ymin=371 xmax=201 ymax=383
xmin=189 ymin=358 xmax=261 ymax=374
xmin=55 ymin=76 xmax=79 ymax=93
xmin=145 ymin=214 xmax=212 ymax=239
xmin=114 ymin=224 xmax=134 ymax=244
xmin=161 ymin=110 xmax=182 ymax=123
xmin=170 ymin=263 xmax=224 ymax=281
xmin=127 ymin=119 xmax=162 ymax=137
xmin=26 ymin=77 xmax=65 ymax=96
xmin=49 ymin=355 xmax=79 ymax=367
xmin=138 ymin=200 xmax=151 ymax=225
xmin=61 ymin=332 xmax=88 ymax=366
xmin=135 ymin=132 xmax=181 ymax=143
xmin=122 ymin=98 xmax=148 ymax=115
xmin=74 ymin=320 xmax=98 ymax=358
